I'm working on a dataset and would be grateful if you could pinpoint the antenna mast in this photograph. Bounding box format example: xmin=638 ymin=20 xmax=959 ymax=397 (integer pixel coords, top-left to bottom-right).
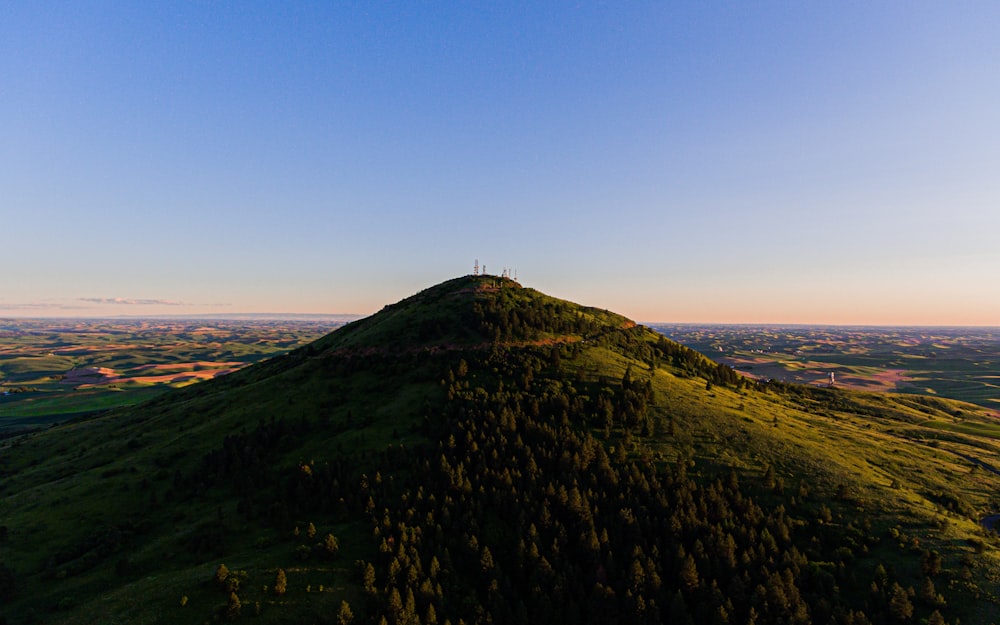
xmin=474 ymin=259 xmax=479 ymax=276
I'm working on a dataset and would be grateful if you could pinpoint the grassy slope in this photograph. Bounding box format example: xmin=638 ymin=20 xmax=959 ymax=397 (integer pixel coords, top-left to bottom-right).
xmin=3 ymin=276 xmax=1000 ymax=623
xmin=0 ymin=320 xmax=334 ymax=434
xmin=1 ymin=331 xmax=443 ymax=623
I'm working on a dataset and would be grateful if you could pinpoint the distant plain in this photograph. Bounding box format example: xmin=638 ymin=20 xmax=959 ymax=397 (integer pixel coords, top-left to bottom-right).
xmin=4 ymin=279 xmax=1000 ymax=624
xmin=4 ymin=321 xmax=997 ymax=436
xmin=0 ymin=318 xmax=347 ymax=432
xmin=653 ymin=324 xmax=1000 ymax=409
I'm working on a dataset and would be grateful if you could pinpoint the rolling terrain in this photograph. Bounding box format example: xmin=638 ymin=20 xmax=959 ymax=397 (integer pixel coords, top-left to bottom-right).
xmin=0 ymin=318 xmax=345 ymax=434
xmin=2 ymin=276 xmax=1000 ymax=624
xmin=654 ymin=324 xmax=1000 ymax=409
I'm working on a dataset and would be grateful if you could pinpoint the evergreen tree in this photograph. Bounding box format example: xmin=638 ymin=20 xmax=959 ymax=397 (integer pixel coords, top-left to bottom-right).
xmin=324 ymin=533 xmax=340 ymax=558
xmin=338 ymin=600 xmax=355 ymax=625
xmin=679 ymin=553 xmax=699 ymax=592
xmin=921 ymin=550 xmax=942 ymax=577
xmin=387 ymin=587 xmax=404 ymax=624
xmin=888 ymin=583 xmax=914 ymax=623
xmin=215 ymin=563 xmax=230 ymax=587
xmin=225 ymin=592 xmax=241 ymax=621
xmin=362 ymin=562 xmax=378 ymax=595
xmin=668 ymin=590 xmax=694 ymax=625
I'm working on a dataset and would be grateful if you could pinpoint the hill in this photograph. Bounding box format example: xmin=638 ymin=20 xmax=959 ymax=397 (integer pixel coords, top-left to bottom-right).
xmin=2 ymin=275 xmax=1000 ymax=624
xmin=0 ymin=318 xmax=340 ymax=435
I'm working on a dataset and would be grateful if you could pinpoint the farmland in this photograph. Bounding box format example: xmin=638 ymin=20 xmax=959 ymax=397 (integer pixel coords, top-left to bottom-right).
xmin=653 ymin=324 xmax=1000 ymax=409
xmin=0 ymin=317 xmax=350 ymax=433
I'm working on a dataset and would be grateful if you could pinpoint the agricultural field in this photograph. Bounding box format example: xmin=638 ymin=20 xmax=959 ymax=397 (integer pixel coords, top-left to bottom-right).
xmin=0 ymin=317 xmax=351 ymax=433
xmin=6 ymin=276 xmax=1000 ymax=625
xmin=653 ymin=324 xmax=1000 ymax=409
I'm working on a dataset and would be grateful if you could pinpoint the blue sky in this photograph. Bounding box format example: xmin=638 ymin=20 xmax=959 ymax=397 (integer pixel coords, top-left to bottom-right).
xmin=2 ymin=2 xmax=998 ymax=324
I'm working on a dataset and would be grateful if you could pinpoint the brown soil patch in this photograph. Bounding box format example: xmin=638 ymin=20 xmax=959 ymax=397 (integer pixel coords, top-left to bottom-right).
xmin=76 ymin=368 xmax=240 ymax=388
xmin=61 ymin=367 xmax=118 ymax=385
xmin=719 ymin=355 xmax=910 ymax=392
xmin=66 ymin=362 xmax=244 ymax=388
xmin=130 ymin=361 xmax=242 ymax=372
xmin=118 ymin=369 xmax=239 ymax=385
xmin=802 ymin=369 xmax=908 ymax=392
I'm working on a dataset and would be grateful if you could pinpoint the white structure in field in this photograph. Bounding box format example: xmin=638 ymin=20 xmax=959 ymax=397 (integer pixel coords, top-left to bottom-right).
xmin=829 ymin=371 xmax=836 ymax=386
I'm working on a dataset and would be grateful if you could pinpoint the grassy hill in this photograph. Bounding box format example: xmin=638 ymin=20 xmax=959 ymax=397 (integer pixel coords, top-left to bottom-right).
xmin=2 ymin=275 xmax=1000 ymax=624
xmin=0 ymin=318 xmax=338 ymax=434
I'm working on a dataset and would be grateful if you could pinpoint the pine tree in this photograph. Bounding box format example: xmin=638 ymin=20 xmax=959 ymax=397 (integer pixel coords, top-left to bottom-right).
xmin=888 ymin=583 xmax=913 ymax=623
xmin=362 ymin=562 xmax=378 ymax=594
xmin=215 ymin=563 xmax=230 ymax=587
xmin=668 ymin=590 xmax=694 ymax=625
xmin=324 ymin=533 xmax=340 ymax=558
xmin=387 ymin=587 xmax=404 ymax=623
xmin=480 ymin=545 xmax=495 ymax=573
xmin=225 ymin=592 xmax=241 ymax=621
xmin=921 ymin=550 xmax=942 ymax=577
xmin=920 ymin=577 xmax=940 ymax=606
xmin=274 ymin=569 xmax=287 ymax=596
xmin=763 ymin=465 xmax=777 ymax=490
xmin=338 ymin=600 xmax=354 ymax=625
xmin=679 ymin=553 xmax=699 ymax=592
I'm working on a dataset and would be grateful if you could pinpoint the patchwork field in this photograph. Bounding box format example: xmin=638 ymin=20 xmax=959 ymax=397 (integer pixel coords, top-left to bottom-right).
xmin=652 ymin=324 xmax=1000 ymax=409
xmin=6 ymin=320 xmax=996 ymax=435
xmin=0 ymin=317 xmax=351 ymax=433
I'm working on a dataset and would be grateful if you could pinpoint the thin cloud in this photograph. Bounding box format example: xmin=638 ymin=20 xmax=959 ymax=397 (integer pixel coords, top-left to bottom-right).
xmin=0 ymin=302 xmax=84 ymax=310
xmin=79 ymin=297 xmax=187 ymax=306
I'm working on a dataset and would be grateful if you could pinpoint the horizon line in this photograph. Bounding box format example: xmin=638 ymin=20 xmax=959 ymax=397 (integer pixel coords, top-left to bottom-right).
xmin=0 ymin=313 xmax=997 ymax=329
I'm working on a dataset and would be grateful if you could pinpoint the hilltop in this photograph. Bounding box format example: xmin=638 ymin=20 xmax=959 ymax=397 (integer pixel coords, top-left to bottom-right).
xmin=2 ymin=275 xmax=1000 ymax=624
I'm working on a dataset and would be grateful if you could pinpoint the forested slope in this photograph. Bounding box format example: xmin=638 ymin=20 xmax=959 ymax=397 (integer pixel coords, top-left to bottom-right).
xmin=2 ymin=276 xmax=999 ymax=624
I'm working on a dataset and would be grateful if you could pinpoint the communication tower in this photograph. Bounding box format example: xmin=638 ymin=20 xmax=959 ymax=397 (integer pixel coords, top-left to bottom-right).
xmin=474 ymin=259 xmax=479 ymax=276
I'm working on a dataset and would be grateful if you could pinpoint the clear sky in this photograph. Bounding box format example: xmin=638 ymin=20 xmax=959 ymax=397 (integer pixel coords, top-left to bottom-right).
xmin=2 ymin=2 xmax=998 ymax=325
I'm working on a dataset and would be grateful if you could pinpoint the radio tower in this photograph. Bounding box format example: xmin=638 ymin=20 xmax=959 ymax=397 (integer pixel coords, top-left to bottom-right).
xmin=474 ymin=259 xmax=479 ymax=276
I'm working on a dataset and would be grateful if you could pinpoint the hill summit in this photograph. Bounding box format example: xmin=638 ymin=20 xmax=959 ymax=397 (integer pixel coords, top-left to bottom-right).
xmin=310 ymin=274 xmax=636 ymax=353
xmin=2 ymin=276 xmax=1000 ymax=624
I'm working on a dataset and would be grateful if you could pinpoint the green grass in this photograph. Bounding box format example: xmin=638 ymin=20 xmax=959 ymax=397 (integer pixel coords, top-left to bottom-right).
xmin=0 ymin=355 xmax=79 ymax=381
xmin=0 ymin=387 xmax=164 ymax=421
xmin=920 ymin=418 xmax=1000 ymax=440
xmin=657 ymin=325 xmax=1000 ymax=409
xmin=4 ymin=280 xmax=1000 ymax=623
xmin=0 ymin=319 xmax=338 ymax=436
